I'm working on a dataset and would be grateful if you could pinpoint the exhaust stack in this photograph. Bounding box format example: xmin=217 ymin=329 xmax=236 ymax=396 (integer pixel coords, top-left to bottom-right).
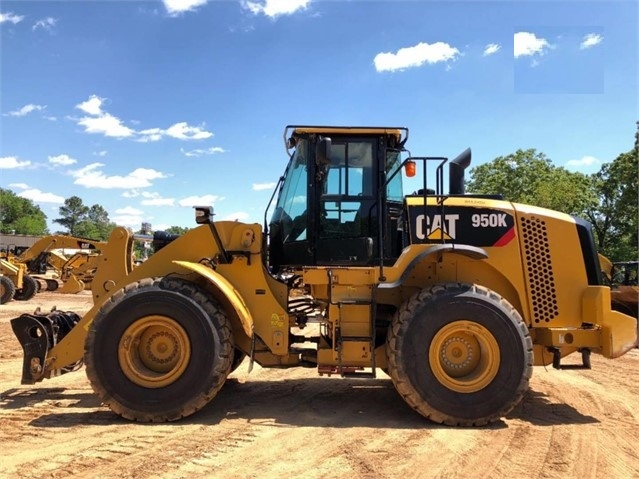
xmin=449 ymin=148 xmax=471 ymax=195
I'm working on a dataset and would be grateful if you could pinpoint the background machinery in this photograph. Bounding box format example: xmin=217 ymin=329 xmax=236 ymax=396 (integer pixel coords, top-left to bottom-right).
xmin=11 ymin=126 xmax=637 ymax=426
xmin=0 ymin=259 xmax=38 ymax=304
xmin=11 ymin=235 xmax=105 ymax=293
xmin=600 ymin=255 xmax=638 ymax=321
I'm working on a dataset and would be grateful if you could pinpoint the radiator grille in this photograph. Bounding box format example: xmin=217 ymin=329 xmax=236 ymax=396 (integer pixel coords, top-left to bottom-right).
xmin=521 ymin=216 xmax=559 ymax=323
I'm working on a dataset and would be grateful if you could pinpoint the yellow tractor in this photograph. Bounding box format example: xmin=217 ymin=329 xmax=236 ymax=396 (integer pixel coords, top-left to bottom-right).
xmin=11 ymin=126 xmax=637 ymax=426
xmin=12 ymin=235 xmax=105 ymax=292
xmin=0 ymin=258 xmax=38 ymax=304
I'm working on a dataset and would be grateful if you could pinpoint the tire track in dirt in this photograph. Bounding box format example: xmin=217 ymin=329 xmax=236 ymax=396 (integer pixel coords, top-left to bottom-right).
xmin=1 ymin=287 xmax=638 ymax=479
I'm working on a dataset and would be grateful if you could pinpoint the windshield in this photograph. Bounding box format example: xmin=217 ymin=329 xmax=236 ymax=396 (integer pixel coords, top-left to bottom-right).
xmin=270 ymin=139 xmax=308 ymax=241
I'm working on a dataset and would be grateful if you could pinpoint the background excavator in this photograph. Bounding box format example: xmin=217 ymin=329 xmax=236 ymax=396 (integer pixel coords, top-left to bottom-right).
xmin=10 ymin=125 xmax=637 ymax=427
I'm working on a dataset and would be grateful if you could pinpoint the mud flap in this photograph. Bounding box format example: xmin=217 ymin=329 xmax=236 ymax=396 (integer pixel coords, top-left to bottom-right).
xmin=10 ymin=310 xmax=82 ymax=384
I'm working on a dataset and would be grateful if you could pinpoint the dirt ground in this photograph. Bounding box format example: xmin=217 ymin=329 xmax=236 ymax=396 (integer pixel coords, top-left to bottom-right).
xmin=0 ymin=292 xmax=637 ymax=479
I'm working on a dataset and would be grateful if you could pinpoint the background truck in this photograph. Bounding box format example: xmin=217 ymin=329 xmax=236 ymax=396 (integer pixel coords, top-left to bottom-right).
xmin=11 ymin=126 xmax=637 ymax=426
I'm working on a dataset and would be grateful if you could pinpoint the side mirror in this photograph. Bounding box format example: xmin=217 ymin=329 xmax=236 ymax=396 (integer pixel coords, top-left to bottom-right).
xmin=316 ymin=137 xmax=332 ymax=165
xmin=194 ymin=206 xmax=214 ymax=224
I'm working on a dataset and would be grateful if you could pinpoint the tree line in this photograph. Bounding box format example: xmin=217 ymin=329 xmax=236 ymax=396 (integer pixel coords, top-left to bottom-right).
xmin=1 ymin=125 xmax=636 ymax=260
xmin=467 ymin=125 xmax=638 ymax=261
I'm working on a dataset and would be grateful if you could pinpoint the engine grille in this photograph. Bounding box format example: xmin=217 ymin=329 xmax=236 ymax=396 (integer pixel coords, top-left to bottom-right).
xmin=521 ymin=216 xmax=559 ymax=323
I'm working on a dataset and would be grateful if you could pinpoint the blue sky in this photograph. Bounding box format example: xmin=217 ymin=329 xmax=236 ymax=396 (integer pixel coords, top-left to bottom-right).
xmin=0 ymin=0 xmax=636 ymax=232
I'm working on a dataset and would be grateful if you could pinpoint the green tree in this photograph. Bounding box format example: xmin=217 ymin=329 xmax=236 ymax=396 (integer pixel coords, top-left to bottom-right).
xmin=165 ymin=226 xmax=190 ymax=235
xmin=586 ymin=148 xmax=638 ymax=261
xmin=54 ymin=197 xmax=116 ymax=240
xmin=466 ymin=149 xmax=597 ymax=217
xmin=75 ymin=205 xmax=117 ymax=240
xmin=0 ymin=188 xmax=48 ymax=235
xmin=54 ymin=196 xmax=89 ymax=235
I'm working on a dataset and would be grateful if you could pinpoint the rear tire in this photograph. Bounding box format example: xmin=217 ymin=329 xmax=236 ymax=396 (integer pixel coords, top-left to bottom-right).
xmin=84 ymin=277 xmax=234 ymax=422
xmin=14 ymin=275 xmax=38 ymax=301
xmin=386 ymin=283 xmax=533 ymax=426
xmin=0 ymin=276 xmax=15 ymax=304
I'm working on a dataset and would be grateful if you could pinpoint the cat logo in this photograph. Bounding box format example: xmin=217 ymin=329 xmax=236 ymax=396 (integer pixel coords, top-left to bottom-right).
xmin=415 ymin=214 xmax=460 ymax=240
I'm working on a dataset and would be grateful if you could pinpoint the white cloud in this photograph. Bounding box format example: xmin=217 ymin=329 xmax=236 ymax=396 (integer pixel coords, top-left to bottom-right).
xmin=122 ymin=190 xmax=140 ymax=198
xmin=140 ymin=191 xmax=175 ymax=206
xmin=374 ymin=41 xmax=460 ymax=72
xmin=4 ymin=104 xmax=46 ymax=117
xmin=115 ymin=206 xmax=144 ymax=215
xmin=566 ymin=155 xmax=600 ymax=168
xmin=77 ymin=113 xmax=136 ymax=138
xmin=74 ymin=94 xmax=213 ymax=142
xmin=253 ymin=182 xmax=277 ymax=191
xmin=165 ymin=122 xmax=213 ymax=140
xmin=18 ymin=188 xmax=64 ymax=203
xmin=0 ymin=156 xmax=31 ymax=169
xmin=137 ymin=128 xmax=164 ymax=142
xmin=94 ymin=150 xmax=108 ymax=157
xmin=32 ymin=17 xmax=57 ymax=32
xmin=514 ymin=32 xmax=551 ymax=58
xmin=70 ymin=163 xmax=168 ymax=189
xmin=242 ymin=0 xmax=310 ymax=18
xmin=142 ymin=197 xmax=175 ymax=206
xmin=178 ymin=194 xmax=223 ymax=207
xmin=0 ymin=12 xmax=24 ymax=24
xmin=163 ymin=0 xmax=208 ymax=16
xmin=76 ymin=95 xmax=104 ymax=115
xmin=181 ymin=146 xmax=226 ymax=157
xmin=112 ymin=214 xmax=145 ymax=227
xmin=137 ymin=123 xmax=213 ymax=142
xmin=580 ymin=33 xmax=603 ymax=50
xmin=222 ymin=211 xmax=250 ymax=221
xmin=8 ymin=183 xmax=29 ymax=189
xmin=48 ymin=154 xmax=77 ymax=166
xmin=483 ymin=43 xmax=501 ymax=56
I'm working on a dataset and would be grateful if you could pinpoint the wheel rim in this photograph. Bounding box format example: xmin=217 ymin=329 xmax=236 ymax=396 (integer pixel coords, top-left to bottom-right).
xmin=118 ymin=315 xmax=191 ymax=388
xmin=428 ymin=320 xmax=500 ymax=393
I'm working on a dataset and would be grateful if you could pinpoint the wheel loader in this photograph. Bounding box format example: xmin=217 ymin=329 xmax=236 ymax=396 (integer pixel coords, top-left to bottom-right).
xmin=0 ymin=258 xmax=37 ymax=303
xmin=11 ymin=126 xmax=637 ymax=426
xmin=11 ymin=235 xmax=106 ymax=292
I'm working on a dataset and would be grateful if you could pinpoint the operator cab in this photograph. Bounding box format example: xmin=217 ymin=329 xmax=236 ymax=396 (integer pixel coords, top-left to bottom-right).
xmin=268 ymin=126 xmax=407 ymax=270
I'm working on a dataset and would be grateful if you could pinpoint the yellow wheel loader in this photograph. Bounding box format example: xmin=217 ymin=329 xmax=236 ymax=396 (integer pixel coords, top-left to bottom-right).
xmin=0 ymin=259 xmax=37 ymax=303
xmin=12 ymin=235 xmax=105 ymax=292
xmin=10 ymin=126 xmax=637 ymax=426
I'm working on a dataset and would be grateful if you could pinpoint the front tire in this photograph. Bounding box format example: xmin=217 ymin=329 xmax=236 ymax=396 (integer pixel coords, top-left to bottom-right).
xmin=386 ymin=283 xmax=533 ymax=426
xmin=0 ymin=276 xmax=15 ymax=304
xmin=14 ymin=275 xmax=38 ymax=301
xmin=84 ymin=277 xmax=234 ymax=422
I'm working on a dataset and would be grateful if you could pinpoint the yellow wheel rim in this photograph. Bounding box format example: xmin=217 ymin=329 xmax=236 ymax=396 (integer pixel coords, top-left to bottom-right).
xmin=429 ymin=320 xmax=500 ymax=393
xmin=118 ymin=315 xmax=191 ymax=388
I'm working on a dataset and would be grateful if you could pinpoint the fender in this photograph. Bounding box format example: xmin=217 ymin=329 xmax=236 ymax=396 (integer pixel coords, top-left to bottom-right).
xmin=173 ymin=260 xmax=254 ymax=338
xmin=380 ymin=244 xmax=488 ymax=289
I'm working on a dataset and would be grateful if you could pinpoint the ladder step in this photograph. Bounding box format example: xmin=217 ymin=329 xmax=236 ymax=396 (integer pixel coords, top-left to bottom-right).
xmin=342 ymin=371 xmax=377 ymax=379
xmin=338 ymin=300 xmax=372 ymax=306
xmin=340 ymin=336 xmax=374 ymax=342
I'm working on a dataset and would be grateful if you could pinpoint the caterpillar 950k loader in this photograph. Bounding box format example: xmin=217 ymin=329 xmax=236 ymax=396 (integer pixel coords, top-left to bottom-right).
xmin=11 ymin=126 xmax=637 ymax=426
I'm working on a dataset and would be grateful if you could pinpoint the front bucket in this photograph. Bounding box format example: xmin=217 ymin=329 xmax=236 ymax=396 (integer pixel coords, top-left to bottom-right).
xmin=10 ymin=310 xmax=82 ymax=384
